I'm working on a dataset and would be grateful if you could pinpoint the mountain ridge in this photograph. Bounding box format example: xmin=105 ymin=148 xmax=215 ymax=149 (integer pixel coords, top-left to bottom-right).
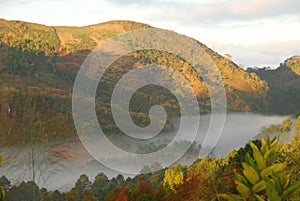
xmin=0 ymin=18 xmax=297 ymax=144
xmin=247 ymin=56 xmax=300 ymax=116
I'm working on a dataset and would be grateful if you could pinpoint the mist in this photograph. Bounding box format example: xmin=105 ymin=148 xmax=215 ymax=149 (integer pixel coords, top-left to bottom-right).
xmin=0 ymin=113 xmax=292 ymax=191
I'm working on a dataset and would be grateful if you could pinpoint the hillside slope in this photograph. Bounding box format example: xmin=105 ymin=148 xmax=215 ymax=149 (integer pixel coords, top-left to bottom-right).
xmin=248 ymin=56 xmax=300 ymax=116
xmin=0 ymin=19 xmax=269 ymax=144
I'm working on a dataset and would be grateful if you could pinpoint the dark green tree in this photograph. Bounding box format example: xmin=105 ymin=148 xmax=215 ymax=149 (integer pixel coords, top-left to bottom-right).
xmin=90 ymin=172 xmax=109 ymax=201
xmin=66 ymin=174 xmax=91 ymax=201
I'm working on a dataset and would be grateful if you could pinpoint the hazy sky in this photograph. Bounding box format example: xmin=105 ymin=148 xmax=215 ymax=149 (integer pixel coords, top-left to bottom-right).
xmin=1 ymin=0 xmax=300 ymax=67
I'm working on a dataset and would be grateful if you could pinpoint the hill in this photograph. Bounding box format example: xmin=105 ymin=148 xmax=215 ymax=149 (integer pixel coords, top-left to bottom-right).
xmin=247 ymin=56 xmax=300 ymax=116
xmin=0 ymin=19 xmax=270 ymax=144
xmin=285 ymin=55 xmax=300 ymax=76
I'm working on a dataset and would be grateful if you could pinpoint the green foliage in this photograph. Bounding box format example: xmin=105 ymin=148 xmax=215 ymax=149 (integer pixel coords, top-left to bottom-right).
xmin=66 ymin=174 xmax=91 ymax=201
xmin=90 ymin=172 xmax=109 ymax=201
xmin=229 ymin=139 xmax=261 ymax=164
xmin=7 ymin=181 xmax=39 ymax=201
xmin=1 ymin=47 xmax=36 ymax=76
xmin=279 ymin=126 xmax=300 ymax=201
xmin=222 ymin=136 xmax=300 ymax=201
xmin=248 ymin=57 xmax=300 ymax=116
xmin=0 ymin=187 xmax=5 ymax=201
xmin=0 ymin=89 xmax=75 ymax=145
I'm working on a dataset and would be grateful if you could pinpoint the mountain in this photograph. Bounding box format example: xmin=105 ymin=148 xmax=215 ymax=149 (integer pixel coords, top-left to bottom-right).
xmin=247 ymin=56 xmax=300 ymax=116
xmin=0 ymin=19 xmax=270 ymax=144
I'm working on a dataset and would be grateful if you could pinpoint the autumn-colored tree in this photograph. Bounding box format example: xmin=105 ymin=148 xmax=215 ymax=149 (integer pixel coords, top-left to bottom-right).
xmin=49 ymin=190 xmax=66 ymax=201
xmin=134 ymin=176 xmax=152 ymax=201
xmin=103 ymin=174 xmax=125 ymax=196
xmin=280 ymin=118 xmax=293 ymax=132
xmin=163 ymin=164 xmax=184 ymax=193
xmin=280 ymin=123 xmax=300 ymax=201
xmin=82 ymin=189 xmax=99 ymax=201
xmin=152 ymin=183 xmax=166 ymax=201
xmin=104 ymin=185 xmax=128 ymax=201
xmin=183 ymin=157 xmax=224 ymax=200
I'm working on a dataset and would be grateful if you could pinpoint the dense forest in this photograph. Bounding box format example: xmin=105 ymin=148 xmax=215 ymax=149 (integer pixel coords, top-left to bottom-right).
xmin=0 ymin=19 xmax=276 ymax=145
xmin=247 ymin=56 xmax=300 ymax=116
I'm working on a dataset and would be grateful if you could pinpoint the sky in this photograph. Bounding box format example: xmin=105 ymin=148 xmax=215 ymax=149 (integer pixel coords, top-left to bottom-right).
xmin=1 ymin=0 xmax=300 ymax=68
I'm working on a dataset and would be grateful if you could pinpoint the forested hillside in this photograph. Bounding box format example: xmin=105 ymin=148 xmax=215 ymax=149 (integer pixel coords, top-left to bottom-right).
xmin=0 ymin=19 xmax=270 ymax=144
xmin=248 ymin=56 xmax=300 ymax=116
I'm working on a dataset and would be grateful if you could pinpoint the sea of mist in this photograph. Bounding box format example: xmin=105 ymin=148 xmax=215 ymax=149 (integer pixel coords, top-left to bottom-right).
xmin=0 ymin=113 xmax=293 ymax=191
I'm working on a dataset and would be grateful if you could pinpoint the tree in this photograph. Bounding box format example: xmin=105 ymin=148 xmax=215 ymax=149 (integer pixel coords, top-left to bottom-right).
xmin=7 ymin=181 xmax=39 ymax=201
xmin=66 ymin=174 xmax=91 ymax=201
xmin=219 ymin=136 xmax=300 ymax=201
xmin=152 ymin=183 xmax=166 ymax=201
xmin=49 ymin=190 xmax=66 ymax=201
xmin=229 ymin=139 xmax=261 ymax=164
xmin=104 ymin=185 xmax=128 ymax=201
xmin=82 ymin=189 xmax=98 ymax=201
xmin=185 ymin=157 xmax=224 ymax=200
xmin=163 ymin=165 xmax=184 ymax=193
xmin=134 ymin=176 xmax=152 ymax=201
xmin=280 ymin=121 xmax=300 ymax=201
xmin=280 ymin=118 xmax=293 ymax=132
xmin=294 ymin=116 xmax=300 ymax=138
xmin=93 ymin=173 xmax=109 ymax=189
xmin=90 ymin=172 xmax=109 ymax=201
